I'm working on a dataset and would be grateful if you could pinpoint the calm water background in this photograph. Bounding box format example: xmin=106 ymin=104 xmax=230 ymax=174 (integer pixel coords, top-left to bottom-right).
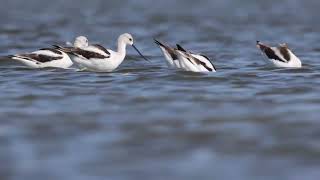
xmin=0 ymin=0 xmax=320 ymax=179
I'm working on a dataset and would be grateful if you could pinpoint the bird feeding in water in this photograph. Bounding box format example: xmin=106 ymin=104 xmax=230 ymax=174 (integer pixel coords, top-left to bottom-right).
xmin=154 ymin=39 xmax=216 ymax=72
xmin=256 ymin=41 xmax=302 ymax=68
xmin=55 ymin=33 xmax=149 ymax=72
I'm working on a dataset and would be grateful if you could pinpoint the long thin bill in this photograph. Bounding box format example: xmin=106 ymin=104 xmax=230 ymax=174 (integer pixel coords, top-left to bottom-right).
xmin=132 ymin=44 xmax=149 ymax=62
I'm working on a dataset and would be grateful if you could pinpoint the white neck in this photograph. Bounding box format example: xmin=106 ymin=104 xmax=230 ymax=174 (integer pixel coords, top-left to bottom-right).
xmin=117 ymin=38 xmax=127 ymax=57
xmin=108 ymin=38 xmax=128 ymax=68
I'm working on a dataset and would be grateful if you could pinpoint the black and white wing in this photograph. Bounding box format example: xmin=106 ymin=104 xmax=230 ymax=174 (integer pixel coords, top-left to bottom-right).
xmin=257 ymin=41 xmax=290 ymax=63
xmin=91 ymin=44 xmax=111 ymax=56
xmin=9 ymin=48 xmax=64 ymax=64
xmin=193 ymin=54 xmax=216 ymax=72
xmin=176 ymin=44 xmax=216 ymax=72
xmin=54 ymin=45 xmax=110 ymax=60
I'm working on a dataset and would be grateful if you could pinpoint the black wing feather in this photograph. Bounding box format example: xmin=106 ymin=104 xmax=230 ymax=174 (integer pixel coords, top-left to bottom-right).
xmin=53 ymin=45 xmax=109 ymax=60
xmin=257 ymin=42 xmax=287 ymax=63
xmin=15 ymin=53 xmax=62 ymax=63
xmin=176 ymin=44 xmax=187 ymax=52
xmin=71 ymin=48 xmax=109 ymax=60
xmin=91 ymin=44 xmax=110 ymax=55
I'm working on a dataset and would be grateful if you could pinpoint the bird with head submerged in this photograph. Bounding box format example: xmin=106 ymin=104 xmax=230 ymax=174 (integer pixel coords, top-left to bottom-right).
xmin=154 ymin=39 xmax=216 ymax=72
xmin=256 ymin=41 xmax=302 ymax=68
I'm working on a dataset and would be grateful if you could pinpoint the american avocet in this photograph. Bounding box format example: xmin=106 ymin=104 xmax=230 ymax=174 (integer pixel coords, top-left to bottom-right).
xmin=154 ymin=39 xmax=216 ymax=72
xmin=55 ymin=33 xmax=148 ymax=72
xmin=256 ymin=41 xmax=302 ymax=68
xmin=6 ymin=48 xmax=73 ymax=69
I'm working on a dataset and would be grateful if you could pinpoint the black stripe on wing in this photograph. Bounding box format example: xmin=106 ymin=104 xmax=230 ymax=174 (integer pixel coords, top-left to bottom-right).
xmin=194 ymin=57 xmax=214 ymax=72
xmin=185 ymin=54 xmax=214 ymax=72
xmin=71 ymin=48 xmax=110 ymax=60
xmin=199 ymin=55 xmax=216 ymax=71
xmin=15 ymin=53 xmax=62 ymax=63
xmin=91 ymin=44 xmax=110 ymax=55
xmin=257 ymin=42 xmax=287 ymax=63
xmin=176 ymin=44 xmax=216 ymax=71
xmin=264 ymin=48 xmax=287 ymax=63
xmin=53 ymin=45 xmax=110 ymax=60
xmin=54 ymin=45 xmax=110 ymax=60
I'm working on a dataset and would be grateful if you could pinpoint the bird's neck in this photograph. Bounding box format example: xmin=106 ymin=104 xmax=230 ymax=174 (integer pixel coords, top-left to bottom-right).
xmin=110 ymin=39 xmax=127 ymax=68
xmin=117 ymin=39 xmax=127 ymax=57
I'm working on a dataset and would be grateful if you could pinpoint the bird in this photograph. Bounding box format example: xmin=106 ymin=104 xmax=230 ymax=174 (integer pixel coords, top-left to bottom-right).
xmin=154 ymin=39 xmax=216 ymax=72
xmin=5 ymin=48 xmax=73 ymax=69
xmin=54 ymin=33 xmax=149 ymax=72
xmin=256 ymin=41 xmax=302 ymax=68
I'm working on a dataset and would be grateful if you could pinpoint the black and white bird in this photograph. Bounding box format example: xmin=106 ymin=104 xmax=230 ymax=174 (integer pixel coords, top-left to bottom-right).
xmin=6 ymin=48 xmax=73 ymax=69
xmin=154 ymin=39 xmax=216 ymax=72
xmin=55 ymin=33 xmax=149 ymax=72
xmin=256 ymin=41 xmax=302 ymax=68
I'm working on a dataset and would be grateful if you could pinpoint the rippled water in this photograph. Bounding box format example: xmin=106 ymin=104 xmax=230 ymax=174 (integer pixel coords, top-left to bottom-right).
xmin=1 ymin=0 xmax=320 ymax=179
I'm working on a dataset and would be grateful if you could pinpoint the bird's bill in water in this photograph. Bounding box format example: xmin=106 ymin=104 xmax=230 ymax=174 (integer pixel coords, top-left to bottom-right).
xmin=132 ymin=44 xmax=149 ymax=62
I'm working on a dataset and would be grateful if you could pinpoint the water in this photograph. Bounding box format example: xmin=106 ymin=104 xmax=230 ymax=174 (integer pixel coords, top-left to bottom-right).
xmin=1 ymin=0 xmax=320 ymax=179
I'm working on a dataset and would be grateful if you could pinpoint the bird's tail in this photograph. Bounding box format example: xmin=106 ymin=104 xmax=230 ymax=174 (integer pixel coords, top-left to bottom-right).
xmin=154 ymin=39 xmax=168 ymax=48
xmin=155 ymin=39 xmax=171 ymax=50
xmin=155 ymin=39 xmax=176 ymax=51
